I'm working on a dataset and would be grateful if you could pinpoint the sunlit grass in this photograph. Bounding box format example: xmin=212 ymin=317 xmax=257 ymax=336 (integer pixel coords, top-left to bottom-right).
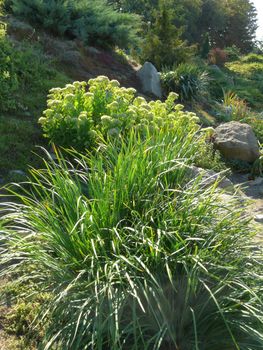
xmin=1 ymin=128 xmax=262 ymax=349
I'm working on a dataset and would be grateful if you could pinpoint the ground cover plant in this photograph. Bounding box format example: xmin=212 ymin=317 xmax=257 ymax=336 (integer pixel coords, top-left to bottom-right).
xmin=160 ymin=63 xmax=209 ymax=103
xmin=1 ymin=130 xmax=263 ymax=349
xmin=223 ymin=53 xmax=263 ymax=110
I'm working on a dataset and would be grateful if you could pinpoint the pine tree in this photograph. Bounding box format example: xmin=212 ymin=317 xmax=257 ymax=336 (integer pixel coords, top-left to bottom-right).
xmin=141 ymin=0 xmax=194 ymax=70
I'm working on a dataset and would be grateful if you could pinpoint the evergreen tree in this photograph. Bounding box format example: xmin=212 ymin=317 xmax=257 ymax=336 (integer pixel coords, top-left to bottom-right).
xmin=141 ymin=0 xmax=194 ymax=69
xmin=200 ymin=32 xmax=210 ymax=59
xmin=8 ymin=0 xmax=141 ymax=48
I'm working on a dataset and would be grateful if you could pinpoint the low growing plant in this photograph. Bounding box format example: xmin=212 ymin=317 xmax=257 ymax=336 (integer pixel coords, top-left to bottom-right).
xmin=161 ymin=63 xmax=209 ymax=102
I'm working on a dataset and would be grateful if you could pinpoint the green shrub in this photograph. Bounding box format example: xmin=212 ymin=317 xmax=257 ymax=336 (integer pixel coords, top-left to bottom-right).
xmin=1 ymin=135 xmax=262 ymax=349
xmin=224 ymin=45 xmax=241 ymax=61
xmin=8 ymin=0 xmax=141 ymax=48
xmin=140 ymin=0 xmax=195 ymax=70
xmin=226 ymin=60 xmax=263 ymax=80
xmin=242 ymin=112 xmax=263 ymax=143
xmin=161 ymin=63 xmax=209 ymax=102
xmin=0 ymin=28 xmax=19 ymax=111
xmin=241 ymin=53 xmax=263 ymax=64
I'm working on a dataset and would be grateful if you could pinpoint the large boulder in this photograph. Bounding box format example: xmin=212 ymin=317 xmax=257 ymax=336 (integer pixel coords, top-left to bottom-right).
xmin=136 ymin=62 xmax=162 ymax=98
xmin=214 ymin=122 xmax=260 ymax=163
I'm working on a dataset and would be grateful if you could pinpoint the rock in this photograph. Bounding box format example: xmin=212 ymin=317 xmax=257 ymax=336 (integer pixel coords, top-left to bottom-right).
xmin=187 ymin=166 xmax=233 ymax=190
xmin=136 ymin=62 xmax=162 ymax=98
xmin=86 ymin=46 xmax=101 ymax=55
xmin=254 ymin=214 xmax=263 ymax=223
xmin=214 ymin=122 xmax=260 ymax=163
xmin=250 ymin=177 xmax=263 ymax=186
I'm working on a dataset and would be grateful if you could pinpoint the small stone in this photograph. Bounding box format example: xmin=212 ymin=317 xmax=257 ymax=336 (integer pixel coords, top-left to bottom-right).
xmin=254 ymin=214 xmax=263 ymax=223
xmin=9 ymin=170 xmax=26 ymax=177
xmin=86 ymin=46 xmax=101 ymax=55
xmin=250 ymin=177 xmax=263 ymax=186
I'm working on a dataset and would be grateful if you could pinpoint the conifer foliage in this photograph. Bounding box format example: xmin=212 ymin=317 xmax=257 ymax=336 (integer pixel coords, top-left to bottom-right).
xmin=8 ymin=0 xmax=141 ymax=48
xmin=141 ymin=0 xmax=194 ymax=69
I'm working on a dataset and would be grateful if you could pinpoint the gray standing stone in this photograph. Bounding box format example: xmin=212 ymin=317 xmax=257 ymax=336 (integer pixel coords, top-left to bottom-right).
xmin=214 ymin=122 xmax=260 ymax=163
xmin=137 ymin=62 xmax=162 ymax=98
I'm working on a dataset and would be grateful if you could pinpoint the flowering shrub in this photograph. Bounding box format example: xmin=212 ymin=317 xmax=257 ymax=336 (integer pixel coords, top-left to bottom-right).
xmin=39 ymin=76 xmax=203 ymax=150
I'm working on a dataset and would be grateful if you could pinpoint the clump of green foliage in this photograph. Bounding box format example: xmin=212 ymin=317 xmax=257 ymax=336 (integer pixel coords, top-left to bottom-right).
xmin=1 ymin=134 xmax=262 ymax=349
xmin=207 ymin=53 xmax=263 ymax=111
xmin=0 ymin=28 xmax=19 ymax=112
xmin=161 ymin=63 xmax=209 ymax=102
xmin=39 ymin=76 xmax=222 ymax=170
xmin=140 ymin=0 xmax=194 ymax=70
xmin=224 ymin=45 xmax=241 ymax=61
xmin=6 ymin=0 xmax=141 ymax=48
xmin=241 ymin=53 xmax=263 ymax=64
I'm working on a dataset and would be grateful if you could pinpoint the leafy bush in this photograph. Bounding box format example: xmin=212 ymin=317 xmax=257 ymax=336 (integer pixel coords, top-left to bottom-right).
xmin=242 ymin=112 xmax=263 ymax=143
xmin=241 ymin=53 xmax=263 ymax=64
xmin=161 ymin=63 xmax=209 ymax=102
xmin=39 ymin=77 xmax=184 ymax=144
xmin=140 ymin=0 xmax=195 ymax=70
xmin=208 ymin=48 xmax=227 ymax=67
xmin=8 ymin=0 xmax=141 ymax=48
xmin=226 ymin=60 xmax=263 ymax=80
xmin=0 ymin=28 xmax=19 ymax=111
xmin=224 ymin=45 xmax=241 ymax=61
xmin=1 ymin=135 xmax=262 ymax=349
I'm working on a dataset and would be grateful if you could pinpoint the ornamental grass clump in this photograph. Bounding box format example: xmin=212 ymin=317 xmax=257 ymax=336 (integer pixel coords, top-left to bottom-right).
xmin=1 ymin=128 xmax=263 ymax=349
